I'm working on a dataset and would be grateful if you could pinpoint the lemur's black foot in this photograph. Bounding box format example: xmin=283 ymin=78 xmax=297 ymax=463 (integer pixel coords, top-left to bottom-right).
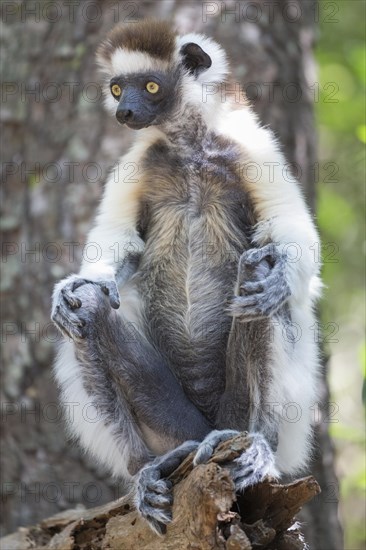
xmin=136 ymin=466 xmax=173 ymax=535
xmin=194 ymin=430 xmax=278 ymax=491
xmin=136 ymin=440 xmax=199 ymax=535
xmin=193 ymin=429 xmax=239 ymax=464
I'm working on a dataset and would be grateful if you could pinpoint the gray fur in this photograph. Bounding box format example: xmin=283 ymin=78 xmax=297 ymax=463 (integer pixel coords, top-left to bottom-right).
xmin=136 ymin=440 xmax=199 ymax=534
xmin=229 ymin=244 xmax=291 ymax=321
xmin=137 ymin=128 xmax=259 ymax=424
xmin=66 ymin=283 xmax=212 ymax=474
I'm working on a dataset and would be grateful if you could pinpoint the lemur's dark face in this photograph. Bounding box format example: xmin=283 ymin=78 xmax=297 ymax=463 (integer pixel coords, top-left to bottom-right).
xmin=110 ymin=70 xmax=179 ymax=129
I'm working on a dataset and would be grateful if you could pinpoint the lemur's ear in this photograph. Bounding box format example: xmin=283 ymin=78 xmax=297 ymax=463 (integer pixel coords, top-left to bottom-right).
xmin=180 ymin=42 xmax=212 ymax=76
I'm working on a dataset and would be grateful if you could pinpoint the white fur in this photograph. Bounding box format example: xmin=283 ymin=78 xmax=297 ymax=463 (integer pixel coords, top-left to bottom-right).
xmin=79 ymin=129 xmax=161 ymax=281
xmin=175 ymin=33 xmax=229 ymax=85
xmin=54 ymin=339 xmax=132 ymax=479
xmin=175 ymin=33 xmax=230 ymax=127
xmin=267 ymin=315 xmax=319 ymax=474
xmin=111 ymin=49 xmax=170 ymax=77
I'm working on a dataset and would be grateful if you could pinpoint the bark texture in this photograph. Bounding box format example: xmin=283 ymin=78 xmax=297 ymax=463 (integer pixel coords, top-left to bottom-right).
xmin=1 ymin=1 xmax=343 ymax=548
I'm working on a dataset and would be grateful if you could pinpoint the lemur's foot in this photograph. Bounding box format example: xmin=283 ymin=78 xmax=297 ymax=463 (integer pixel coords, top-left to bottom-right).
xmin=51 ymin=274 xmax=119 ymax=339
xmin=225 ymin=433 xmax=278 ymax=490
xmin=136 ymin=466 xmax=173 ymax=535
xmin=193 ymin=429 xmax=239 ymax=464
xmin=194 ymin=430 xmax=278 ymax=492
xmin=229 ymin=243 xmax=290 ymax=321
xmin=136 ymin=440 xmax=199 ymax=535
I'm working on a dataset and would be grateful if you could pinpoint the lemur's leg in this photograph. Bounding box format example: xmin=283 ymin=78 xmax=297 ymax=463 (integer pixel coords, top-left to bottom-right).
xmin=216 ymin=319 xmax=279 ymax=450
xmin=194 ymin=247 xmax=283 ymax=489
xmin=194 ymin=322 xmax=279 ymax=490
xmin=52 ymin=281 xmax=211 ymax=534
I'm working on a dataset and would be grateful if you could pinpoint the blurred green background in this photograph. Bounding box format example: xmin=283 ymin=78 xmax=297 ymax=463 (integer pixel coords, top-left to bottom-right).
xmin=316 ymin=2 xmax=365 ymax=547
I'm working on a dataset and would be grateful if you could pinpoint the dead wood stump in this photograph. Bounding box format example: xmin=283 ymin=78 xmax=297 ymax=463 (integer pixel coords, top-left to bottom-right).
xmin=0 ymin=434 xmax=320 ymax=550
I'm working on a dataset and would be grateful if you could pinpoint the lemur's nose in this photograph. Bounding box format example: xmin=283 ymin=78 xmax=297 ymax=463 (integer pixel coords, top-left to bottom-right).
xmin=116 ymin=108 xmax=133 ymax=124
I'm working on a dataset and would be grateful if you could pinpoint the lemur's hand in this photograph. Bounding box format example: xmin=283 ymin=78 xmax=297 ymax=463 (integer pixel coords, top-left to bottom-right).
xmin=228 ymin=243 xmax=290 ymax=321
xmin=51 ymin=274 xmax=120 ymax=339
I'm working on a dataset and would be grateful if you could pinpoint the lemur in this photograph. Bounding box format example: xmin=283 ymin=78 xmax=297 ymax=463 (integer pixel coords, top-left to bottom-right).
xmin=52 ymin=20 xmax=321 ymax=535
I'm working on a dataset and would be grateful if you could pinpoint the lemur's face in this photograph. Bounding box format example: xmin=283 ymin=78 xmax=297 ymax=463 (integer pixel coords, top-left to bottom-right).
xmin=109 ymin=70 xmax=179 ymax=130
xmin=97 ymin=20 xmax=222 ymax=130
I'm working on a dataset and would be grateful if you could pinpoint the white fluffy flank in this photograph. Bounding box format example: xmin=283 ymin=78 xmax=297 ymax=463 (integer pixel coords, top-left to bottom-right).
xmin=175 ymin=33 xmax=229 ymax=84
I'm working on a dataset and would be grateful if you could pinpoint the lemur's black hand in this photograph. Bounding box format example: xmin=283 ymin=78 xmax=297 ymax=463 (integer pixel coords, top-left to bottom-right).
xmin=228 ymin=244 xmax=291 ymax=321
xmin=51 ymin=275 xmax=120 ymax=339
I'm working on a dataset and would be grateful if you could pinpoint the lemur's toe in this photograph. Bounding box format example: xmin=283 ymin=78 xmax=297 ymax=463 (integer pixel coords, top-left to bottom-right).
xmin=193 ymin=429 xmax=239 ymax=465
xmin=136 ymin=466 xmax=173 ymax=535
xmin=146 ymin=514 xmax=171 ymax=536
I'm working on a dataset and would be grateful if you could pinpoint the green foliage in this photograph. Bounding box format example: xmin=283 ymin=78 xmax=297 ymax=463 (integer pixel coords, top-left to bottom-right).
xmin=316 ymin=2 xmax=366 ymax=547
xmin=316 ymin=0 xmax=365 ymax=331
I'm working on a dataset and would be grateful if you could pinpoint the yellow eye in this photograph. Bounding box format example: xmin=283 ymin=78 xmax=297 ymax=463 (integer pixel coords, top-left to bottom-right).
xmin=146 ymin=81 xmax=159 ymax=94
xmin=111 ymin=84 xmax=121 ymax=97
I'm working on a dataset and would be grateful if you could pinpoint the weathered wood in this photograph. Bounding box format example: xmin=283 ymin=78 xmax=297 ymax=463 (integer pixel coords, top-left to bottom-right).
xmin=0 ymin=435 xmax=320 ymax=550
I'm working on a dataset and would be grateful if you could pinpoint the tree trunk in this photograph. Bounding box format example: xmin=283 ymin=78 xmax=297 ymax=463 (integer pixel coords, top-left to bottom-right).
xmin=1 ymin=1 xmax=343 ymax=547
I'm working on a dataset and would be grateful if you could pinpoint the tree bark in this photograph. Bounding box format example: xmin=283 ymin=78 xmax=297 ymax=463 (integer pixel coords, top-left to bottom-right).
xmin=0 ymin=435 xmax=320 ymax=550
xmin=1 ymin=1 xmax=343 ymax=547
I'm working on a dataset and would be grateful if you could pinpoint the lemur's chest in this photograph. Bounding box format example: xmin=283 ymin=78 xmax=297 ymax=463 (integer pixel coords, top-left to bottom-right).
xmin=137 ymin=133 xmax=257 ymax=321
xmin=136 ymin=135 xmax=257 ymax=420
xmin=139 ymin=135 xmax=256 ymax=250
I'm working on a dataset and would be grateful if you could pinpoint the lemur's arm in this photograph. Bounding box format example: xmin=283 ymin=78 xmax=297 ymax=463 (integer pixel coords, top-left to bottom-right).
xmin=219 ymin=107 xmax=322 ymax=309
xmin=52 ymin=135 xmax=159 ymax=328
xmin=79 ymin=139 xmax=150 ymax=284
